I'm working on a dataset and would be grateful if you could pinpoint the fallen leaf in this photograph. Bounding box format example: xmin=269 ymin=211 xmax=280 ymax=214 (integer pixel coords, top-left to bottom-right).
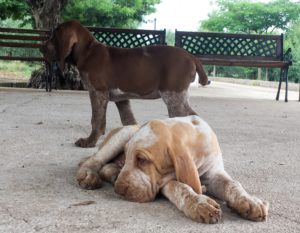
xmin=70 ymin=200 xmax=96 ymax=207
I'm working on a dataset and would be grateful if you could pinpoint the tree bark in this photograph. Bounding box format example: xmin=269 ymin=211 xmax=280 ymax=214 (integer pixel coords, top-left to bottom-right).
xmin=257 ymin=68 xmax=262 ymax=80
xmin=265 ymin=68 xmax=269 ymax=81
xmin=26 ymin=0 xmax=67 ymax=29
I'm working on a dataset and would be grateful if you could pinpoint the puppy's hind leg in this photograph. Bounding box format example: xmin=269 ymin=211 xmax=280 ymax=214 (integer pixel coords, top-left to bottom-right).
xmin=161 ymin=90 xmax=197 ymax=117
xmin=115 ymin=100 xmax=138 ymax=125
xmin=100 ymin=163 xmax=122 ymax=185
xmin=99 ymin=152 xmax=125 ymax=184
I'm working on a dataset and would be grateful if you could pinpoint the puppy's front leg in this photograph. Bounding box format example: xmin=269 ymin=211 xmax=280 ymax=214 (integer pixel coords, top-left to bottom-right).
xmin=76 ymin=90 xmax=109 ymax=148
xmin=204 ymin=170 xmax=269 ymax=221
xmin=77 ymin=126 xmax=139 ymax=189
xmin=161 ymin=180 xmax=221 ymax=223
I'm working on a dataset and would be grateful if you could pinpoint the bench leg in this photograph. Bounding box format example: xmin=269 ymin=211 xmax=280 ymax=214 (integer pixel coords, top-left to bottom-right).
xmin=276 ymin=68 xmax=284 ymax=101
xmin=284 ymin=67 xmax=289 ymax=102
xmin=49 ymin=63 xmax=54 ymax=92
xmin=49 ymin=64 xmax=52 ymax=92
xmin=45 ymin=62 xmax=49 ymax=92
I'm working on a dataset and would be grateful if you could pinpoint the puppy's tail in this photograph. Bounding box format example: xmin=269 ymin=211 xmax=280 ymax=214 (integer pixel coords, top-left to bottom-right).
xmin=194 ymin=58 xmax=209 ymax=86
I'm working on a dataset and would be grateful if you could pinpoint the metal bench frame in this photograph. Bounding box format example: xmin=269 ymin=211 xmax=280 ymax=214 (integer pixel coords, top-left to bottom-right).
xmin=175 ymin=30 xmax=292 ymax=102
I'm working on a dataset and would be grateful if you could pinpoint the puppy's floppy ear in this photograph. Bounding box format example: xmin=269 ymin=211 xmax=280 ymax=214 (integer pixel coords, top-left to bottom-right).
xmin=168 ymin=147 xmax=202 ymax=194
xmin=55 ymin=27 xmax=77 ymax=72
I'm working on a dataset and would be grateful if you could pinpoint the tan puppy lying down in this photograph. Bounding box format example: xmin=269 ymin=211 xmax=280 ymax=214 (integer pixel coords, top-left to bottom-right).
xmin=77 ymin=116 xmax=269 ymax=223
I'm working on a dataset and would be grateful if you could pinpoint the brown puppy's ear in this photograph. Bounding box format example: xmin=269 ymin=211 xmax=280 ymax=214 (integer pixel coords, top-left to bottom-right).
xmin=55 ymin=28 xmax=77 ymax=72
xmin=168 ymin=147 xmax=202 ymax=194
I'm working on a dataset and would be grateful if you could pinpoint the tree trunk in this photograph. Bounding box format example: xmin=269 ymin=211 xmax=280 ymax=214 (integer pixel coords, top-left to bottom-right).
xmin=26 ymin=0 xmax=84 ymax=90
xmin=257 ymin=68 xmax=262 ymax=80
xmin=26 ymin=0 xmax=66 ymax=29
xmin=265 ymin=68 xmax=268 ymax=81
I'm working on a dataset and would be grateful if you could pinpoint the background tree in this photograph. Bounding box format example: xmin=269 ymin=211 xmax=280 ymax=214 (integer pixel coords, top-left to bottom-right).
xmin=0 ymin=0 xmax=67 ymax=29
xmin=0 ymin=0 xmax=160 ymax=29
xmin=63 ymin=0 xmax=160 ymax=28
xmin=26 ymin=0 xmax=68 ymax=29
xmin=201 ymin=0 xmax=300 ymax=34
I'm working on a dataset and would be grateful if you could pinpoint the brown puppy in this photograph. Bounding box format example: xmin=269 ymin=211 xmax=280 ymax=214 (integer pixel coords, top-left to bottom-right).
xmin=77 ymin=116 xmax=269 ymax=223
xmin=41 ymin=20 xmax=209 ymax=148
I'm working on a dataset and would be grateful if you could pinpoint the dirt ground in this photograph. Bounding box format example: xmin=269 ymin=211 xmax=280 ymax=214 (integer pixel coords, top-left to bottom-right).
xmin=0 ymin=82 xmax=299 ymax=233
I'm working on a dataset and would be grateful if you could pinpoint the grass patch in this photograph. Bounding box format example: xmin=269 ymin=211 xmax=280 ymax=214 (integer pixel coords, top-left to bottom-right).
xmin=0 ymin=61 xmax=41 ymax=80
xmin=252 ymin=81 xmax=261 ymax=86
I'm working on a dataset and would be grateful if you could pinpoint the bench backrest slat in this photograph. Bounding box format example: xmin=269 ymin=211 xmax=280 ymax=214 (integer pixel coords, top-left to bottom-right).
xmin=0 ymin=28 xmax=47 ymax=62
xmin=0 ymin=34 xmax=48 ymax=41
xmin=0 ymin=55 xmax=44 ymax=61
xmin=0 ymin=27 xmax=167 ymax=62
xmin=175 ymin=31 xmax=283 ymax=61
xmin=0 ymin=27 xmax=48 ymax=34
xmin=0 ymin=41 xmax=43 ymax=49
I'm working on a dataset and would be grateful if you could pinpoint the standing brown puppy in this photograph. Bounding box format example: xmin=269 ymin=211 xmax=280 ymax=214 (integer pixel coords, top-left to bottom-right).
xmin=41 ymin=20 xmax=208 ymax=148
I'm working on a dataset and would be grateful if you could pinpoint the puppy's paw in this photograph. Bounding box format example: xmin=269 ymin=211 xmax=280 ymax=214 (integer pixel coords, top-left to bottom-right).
xmin=77 ymin=166 xmax=103 ymax=189
xmin=184 ymin=195 xmax=222 ymax=224
xmin=228 ymin=196 xmax=269 ymax=221
xmin=78 ymin=156 xmax=91 ymax=167
xmin=75 ymin=138 xmax=96 ymax=148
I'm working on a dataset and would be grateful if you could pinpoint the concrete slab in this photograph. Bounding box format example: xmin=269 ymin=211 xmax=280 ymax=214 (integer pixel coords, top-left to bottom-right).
xmin=0 ymin=84 xmax=299 ymax=233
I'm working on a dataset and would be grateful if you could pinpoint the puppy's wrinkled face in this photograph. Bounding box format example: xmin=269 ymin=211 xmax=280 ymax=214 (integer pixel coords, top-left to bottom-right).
xmin=114 ymin=121 xmax=174 ymax=203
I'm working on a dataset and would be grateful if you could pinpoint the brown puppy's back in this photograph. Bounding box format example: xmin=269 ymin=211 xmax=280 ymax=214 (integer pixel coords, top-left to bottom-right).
xmin=82 ymin=44 xmax=206 ymax=95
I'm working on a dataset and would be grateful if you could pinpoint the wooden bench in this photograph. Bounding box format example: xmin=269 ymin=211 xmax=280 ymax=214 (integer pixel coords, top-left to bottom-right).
xmin=175 ymin=31 xmax=292 ymax=102
xmin=0 ymin=27 xmax=166 ymax=91
xmin=0 ymin=27 xmax=53 ymax=90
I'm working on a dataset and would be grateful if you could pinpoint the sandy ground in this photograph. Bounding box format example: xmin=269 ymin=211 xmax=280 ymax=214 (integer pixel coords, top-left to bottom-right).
xmin=0 ymin=82 xmax=299 ymax=233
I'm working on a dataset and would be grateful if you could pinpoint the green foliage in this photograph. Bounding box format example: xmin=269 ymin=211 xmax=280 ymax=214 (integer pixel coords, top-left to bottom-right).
xmin=285 ymin=21 xmax=300 ymax=83
xmin=0 ymin=0 xmax=32 ymax=27
xmin=63 ymin=0 xmax=161 ymax=28
xmin=0 ymin=0 xmax=160 ymax=28
xmin=166 ymin=30 xmax=175 ymax=45
xmin=208 ymin=66 xmax=259 ymax=80
xmin=0 ymin=18 xmax=26 ymax=28
xmin=201 ymin=0 xmax=300 ymax=34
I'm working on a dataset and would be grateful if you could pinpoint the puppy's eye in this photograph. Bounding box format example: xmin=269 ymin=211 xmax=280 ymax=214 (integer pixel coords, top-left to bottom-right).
xmin=136 ymin=156 xmax=150 ymax=166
